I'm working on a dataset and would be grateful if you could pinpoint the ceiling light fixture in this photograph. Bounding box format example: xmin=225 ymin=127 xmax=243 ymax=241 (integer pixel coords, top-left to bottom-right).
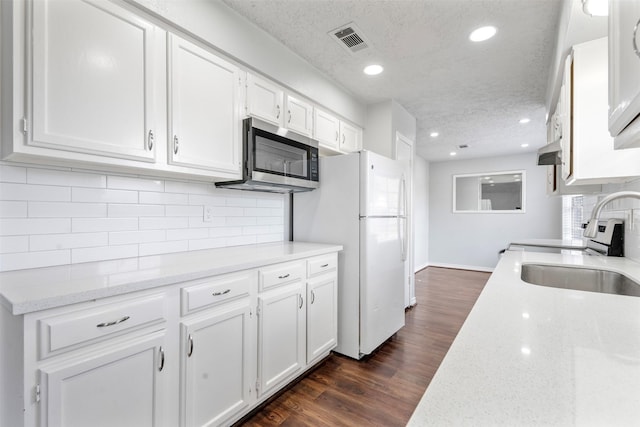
xmin=582 ymin=0 xmax=608 ymax=17
xmin=363 ymin=64 xmax=384 ymax=75
xmin=521 ymin=143 xmax=529 ymax=148
xmin=449 ymin=151 xmax=457 ymax=156
xmin=469 ymin=26 xmax=497 ymax=42
xmin=519 ymin=118 xmax=530 ymax=124
xmin=430 ymin=132 xmax=439 ymax=138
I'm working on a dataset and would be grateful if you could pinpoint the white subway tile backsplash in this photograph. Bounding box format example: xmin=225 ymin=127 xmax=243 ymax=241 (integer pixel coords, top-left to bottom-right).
xmin=0 ymin=201 xmax=28 ymax=218
xmin=0 ymin=250 xmax=70 ymax=271
xmin=72 ymin=187 xmax=138 ymax=204
xmin=0 ymin=165 xmax=285 ymax=271
xmin=139 ymin=217 xmax=189 ymax=230
xmin=139 ymin=240 xmax=189 ymax=256
xmin=140 ymin=191 xmax=189 ymax=205
xmin=0 ymin=218 xmax=71 ymax=236
xmin=0 ymin=183 xmax=71 ymax=202
xmin=72 ymin=244 xmax=138 ymax=264
xmin=108 ymin=204 xmax=164 ymax=218
xmin=72 ymin=218 xmax=138 ymax=233
xmin=109 ymin=230 xmax=166 ymax=245
xmin=28 ymin=202 xmax=107 ymax=218
xmin=30 ymin=232 xmax=108 ymax=251
xmin=27 ymin=168 xmax=106 ymax=188
xmin=107 ymin=176 xmax=164 ymax=192
xmin=0 ymin=236 xmax=29 ymax=254
xmin=0 ymin=165 xmax=27 ymax=183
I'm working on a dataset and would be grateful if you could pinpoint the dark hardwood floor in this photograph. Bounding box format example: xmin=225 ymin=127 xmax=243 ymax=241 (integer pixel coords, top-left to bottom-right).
xmin=237 ymin=267 xmax=490 ymax=426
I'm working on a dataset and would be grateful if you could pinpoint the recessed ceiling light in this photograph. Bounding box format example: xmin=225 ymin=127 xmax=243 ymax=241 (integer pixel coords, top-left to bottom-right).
xmin=521 ymin=143 xmax=529 ymax=148
xmin=449 ymin=151 xmax=457 ymax=156
xmin=519 ymin=118 xmax=531 ymax=124
xmin=430 ymin=132 xmax=439 ymax=138
xmin=469 ymin=26 xmax=497 ymax=42
xmin=363 ymin=64 xmax=384 ymax=75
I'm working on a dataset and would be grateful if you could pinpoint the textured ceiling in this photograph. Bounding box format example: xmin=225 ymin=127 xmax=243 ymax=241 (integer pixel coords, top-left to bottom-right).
xmin=222 ymin=0 xmax=563 ymax=161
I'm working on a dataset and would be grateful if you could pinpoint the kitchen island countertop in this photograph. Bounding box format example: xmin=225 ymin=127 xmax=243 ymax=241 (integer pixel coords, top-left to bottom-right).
xmin=0 ymin=241 xmax=342 ymax=315
xmin=408 ymin=250 xmax=640 ymax=426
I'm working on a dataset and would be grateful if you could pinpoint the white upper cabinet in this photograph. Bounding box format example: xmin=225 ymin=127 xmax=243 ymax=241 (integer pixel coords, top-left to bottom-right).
xmin=30 ymin=0 xmax=158 ymax=162
xmin=313 ymin=107 xmax=362 ymax=154
xmin=609 ymin=0 xmax=640 ymax=149
xmin=246 ymin=73 xmax=285 ymax=127
xmin=246 ymin=73 xmax=314 ymax=137
xmin=168 ymin=34 xmax=242 ymax=175
xmin=561 ymin=38 xmax=640 ymax=185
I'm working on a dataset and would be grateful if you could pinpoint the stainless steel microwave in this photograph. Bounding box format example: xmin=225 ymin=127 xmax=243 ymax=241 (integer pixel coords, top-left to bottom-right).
xmin=216 ymin=117 xmax=319 ymax=193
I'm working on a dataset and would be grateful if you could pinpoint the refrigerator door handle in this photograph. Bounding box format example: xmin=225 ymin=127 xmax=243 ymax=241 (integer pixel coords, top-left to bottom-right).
xmin=399 ymin=175 xmax=408 ymax=262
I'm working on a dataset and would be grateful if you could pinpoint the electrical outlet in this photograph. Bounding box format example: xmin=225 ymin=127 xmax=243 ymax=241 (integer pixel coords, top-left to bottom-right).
xmin=204 ymin=206 xmax=213 ymax=223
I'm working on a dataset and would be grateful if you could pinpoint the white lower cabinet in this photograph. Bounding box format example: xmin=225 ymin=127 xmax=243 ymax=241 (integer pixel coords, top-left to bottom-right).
xmin=2 ymin=251 xmax=339 ymax=427
xmin=257 ymin=281 xmax=306 ymax=397
xmin=180 ymin=300 xmax=253 ymax=427
xmin=38 ymin=332 xmax=167 ymax=427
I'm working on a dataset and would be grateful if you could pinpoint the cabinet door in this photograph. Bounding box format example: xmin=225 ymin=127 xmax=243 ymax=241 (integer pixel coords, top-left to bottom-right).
xmin=257 ymin=282 xmax=305 ymax=397
xmin=30 ymin=0 xmax=157 ymax=162
xmin=168 ymin=35 xmax=242 ymax=175
xmin=314 ymin=108 xmax=340 ymax=150
xmin=246 ymin=73 xmax=284 ymax=127
xmin=38 ymin=332 xmax=167 ymax=427
xmin=285 ymin=95 xmax=313 ymax=136
xmin=306 ymin=275 xmax=337 ymax=364
xmin=340 ymin=121 xmax=362 ymax=153
xmin=609 ymin=0 xmax=640 ymax=138
xmin=181 ymin=301 xmax=253 ymax=427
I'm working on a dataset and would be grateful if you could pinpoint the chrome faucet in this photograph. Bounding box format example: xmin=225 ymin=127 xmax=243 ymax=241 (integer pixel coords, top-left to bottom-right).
xmin=583 ymin=191 xmax=640 ymax=238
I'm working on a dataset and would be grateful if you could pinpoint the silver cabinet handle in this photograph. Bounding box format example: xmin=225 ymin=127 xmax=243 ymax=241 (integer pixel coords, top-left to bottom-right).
xmin=342 ymin=134 xmax=346 ymax=144
xmin=633 ymin=17 xmax=640 ymax=59
xmin=288 ymin=110 xmax=292 ymax=124
xmin=212 ymin=289 xmax=231 ymax=296
xmin=96 ymin=315 xmax=130 ymax=328
xmin=335 ymin=131 xmax=339 ymax=142
xmin=158 ymin=346 xmax=165 ymax=372
xmin=276 ymin=104 xmax=281 ymax=119
xmin=147 ymin=130 xmax=154 ymax=151
xmin=187 ymin=334 xmax=194 ymax=357
xmin=298 ymin=294 xmax=304 ymax=309
xmin=320 ymin=263 xmax=329 ymax=268
xmin=278 ymin=273 xmax=290 ymax=279
xmin=311 ymin=290 xmax=315 ymax=304
xmin=173 ymin=135 xmax=179 ymax=155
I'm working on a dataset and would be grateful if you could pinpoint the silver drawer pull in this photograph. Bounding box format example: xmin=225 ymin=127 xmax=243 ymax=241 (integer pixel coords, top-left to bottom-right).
xmin=158 ymin=346 xmax=165 ymax=372
xmin=96 ymin=315 xmax=130 ymax=328
xmin=278 ymin=273 xmax=290 ymax=279
xmin=212 ymin=289 xmax=231 ymax=296
xmin=320 ymin=263 xmax=329 ymax=268
xmin=187 ymin=334 xmax=194 ymax=357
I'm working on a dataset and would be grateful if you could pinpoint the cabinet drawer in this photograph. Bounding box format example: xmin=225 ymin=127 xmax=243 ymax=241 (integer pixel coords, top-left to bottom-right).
xmin=259 ymin=261 xmax=305 ymax=291
xmin=38 ymin=294 xmax=166 ymax=359
xmin=307 ymin=253 xmax=337 ymax=277
xmin=181 ymin=271 xmax=253 ymax=315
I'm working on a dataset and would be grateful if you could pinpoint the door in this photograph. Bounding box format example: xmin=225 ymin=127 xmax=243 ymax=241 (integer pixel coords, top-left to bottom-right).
xmin=359 ymin=217 xmax=405 ymax=355
xmin=38 ymin=332 xmax=167 ymax=427
xmin=30 ymin=0 xmax=158 ymax=161
xmin=360 ymin=151 xmax=402 ymax=217
xmin=181 ymin=301 xmax=253 ymax=427
xmin=339 ymin=121 xmax=361 ymax=153
xmin=168 ymin=35 xmax=242 ymax=175
xmin=395 ymin=132 xmax=415 ymax=307
xmin=257 ymin=283 xmax=305 ymax=397
xmin=285 ymin=95 xmax=313 ymax=137
xmin=306 ymin=275 xmax=337 ymax=364
xmin=246 ymin=73 xmax=284 ymax=127
xmin=313 ymin=108 xmax=340 ymax=150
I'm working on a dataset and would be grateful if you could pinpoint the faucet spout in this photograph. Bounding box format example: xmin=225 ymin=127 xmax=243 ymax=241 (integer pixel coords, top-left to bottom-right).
xmin=583 ymin=191 xmax=640 ymax=238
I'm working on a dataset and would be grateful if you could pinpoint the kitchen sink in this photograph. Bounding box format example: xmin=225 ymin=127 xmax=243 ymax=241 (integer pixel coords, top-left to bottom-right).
xmin=521 ymin=264 xmax=640 ymax=297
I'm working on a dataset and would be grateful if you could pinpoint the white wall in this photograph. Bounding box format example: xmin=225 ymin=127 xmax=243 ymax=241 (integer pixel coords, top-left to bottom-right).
xmin=130 ymin=0 xmax=365 ymax=126
xmin=0 ymin=162 xmax=285 ymax=272
xmin=364 ymin=100 xmax=417 ymax=159
xmin=413 ymin=156 xmax=429 ymax=271
xmin=429 ymin=153 xmax=562 ymax=271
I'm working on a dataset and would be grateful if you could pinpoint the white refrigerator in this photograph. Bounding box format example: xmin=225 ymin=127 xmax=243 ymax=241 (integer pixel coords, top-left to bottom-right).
xmin=293 ymin=150 xmax=407 ymax=359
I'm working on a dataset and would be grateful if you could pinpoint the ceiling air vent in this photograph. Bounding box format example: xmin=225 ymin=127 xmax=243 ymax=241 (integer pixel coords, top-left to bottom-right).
xmin=329 ymin=23 xmax=370 ymax=54
xmin=458 ymin=144 xmax=469 ymax=149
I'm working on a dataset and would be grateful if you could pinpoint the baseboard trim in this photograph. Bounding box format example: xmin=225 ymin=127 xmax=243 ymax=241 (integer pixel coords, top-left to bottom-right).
xmin=426 ymin=262 xmax=494 ymax=273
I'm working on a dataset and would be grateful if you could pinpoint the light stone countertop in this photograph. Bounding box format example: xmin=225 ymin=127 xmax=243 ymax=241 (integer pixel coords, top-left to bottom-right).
xmin=0 ymin=241 xmax=342 ymax=315
xmin=508 ymin=238 xmax=588 ymax=250
xmin=408 ymin=250 xmax=640 ymax=426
